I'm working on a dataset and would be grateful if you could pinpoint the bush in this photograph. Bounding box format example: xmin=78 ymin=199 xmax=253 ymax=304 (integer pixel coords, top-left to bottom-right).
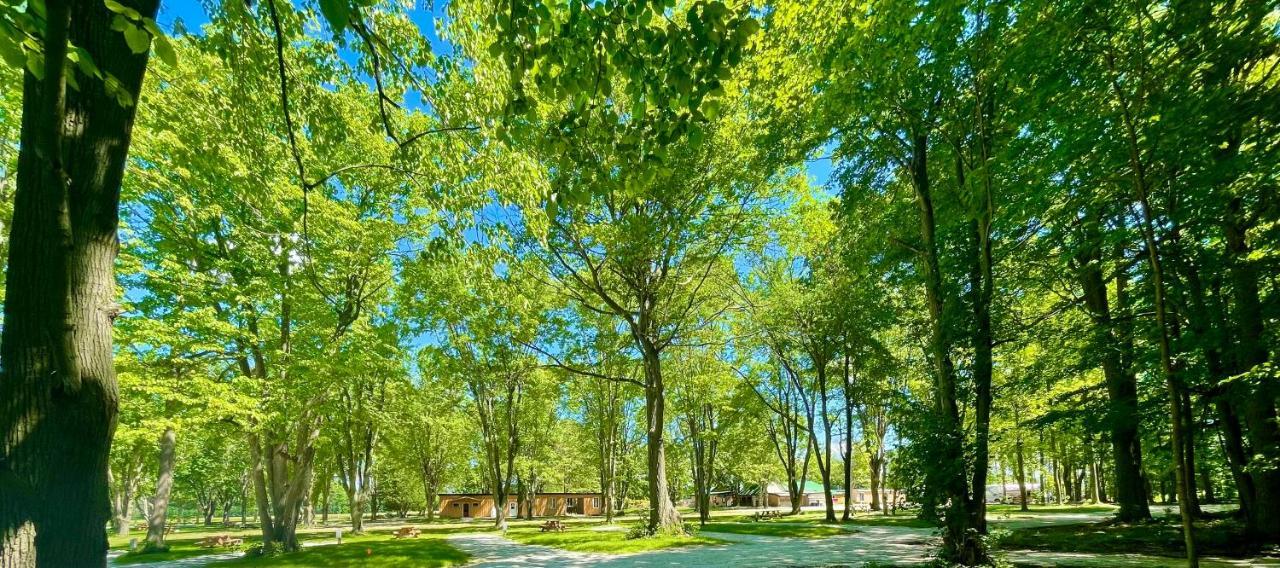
xmin=624 ymin=521 xmax=697 ymax=540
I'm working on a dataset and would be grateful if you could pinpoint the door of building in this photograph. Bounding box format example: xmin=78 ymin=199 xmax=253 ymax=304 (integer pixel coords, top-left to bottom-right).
xmin=462 ymin=503 xmax=471 ymax=518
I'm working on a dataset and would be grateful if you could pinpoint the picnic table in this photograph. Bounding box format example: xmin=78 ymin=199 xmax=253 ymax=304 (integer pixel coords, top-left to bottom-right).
xmin=539 ymin=519 xmax=566 ymax=532
xmin=394 ymin=526 xmax=421 ymax=539
xmin=196 ymin=535 xmax=243 ymax=549
xmin=752 ymin=509 xmax=783 ymax=522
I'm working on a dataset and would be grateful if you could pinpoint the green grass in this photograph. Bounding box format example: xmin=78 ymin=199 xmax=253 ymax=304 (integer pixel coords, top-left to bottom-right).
xmin=995 ymin=515 xmax=1267 ymax=559
xmin=504 ymin=525 xmax=727 ymax=554
xmin=987 ymin=503 xmax=1118 ymax=515
xmin=723 ymin=509 xmax=936 ymax=528
xmin=699 ymin=521 xmax=851 ymax=538
xmin=110 ymin=524 xmax=484 ymax=566
xmin=115 ymin=545 xmax=217 ymax=565
xmin=843 ymin=513 xmax=936 ymax=528
xmin=213 ymin=535 xmax=470 ymax=567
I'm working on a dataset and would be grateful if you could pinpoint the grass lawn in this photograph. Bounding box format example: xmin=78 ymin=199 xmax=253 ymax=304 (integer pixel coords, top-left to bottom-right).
xmin=988 ymin=503 xmax=1118 ymax=516
xmin=212 ymin=534 xmax=470 ymax=567
xmin=111 ymin=523 xmax=481 ymax=566
xmin=699 ymin=520 xmax=851 ymax=538
xmin=720 ymin=509 xmax=935 ymax=529
xmin=994 ymin=514 xmax=1273 ymax=559
xmin=504 ymin=525 xmax=727 ymax=554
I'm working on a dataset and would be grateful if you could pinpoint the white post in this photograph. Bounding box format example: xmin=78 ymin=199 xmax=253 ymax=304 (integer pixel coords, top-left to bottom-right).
xmin=336 ymin=528 xmax=343 ymax=544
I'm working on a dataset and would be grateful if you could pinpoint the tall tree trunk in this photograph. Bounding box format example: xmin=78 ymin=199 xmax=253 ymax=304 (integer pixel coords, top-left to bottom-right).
xmin=1016 ymin=429 xmax=1029 ymax=512
xmin=909 ymin=130 xmax=987 ymax=564
xmin=968 ymin=214 xmax=995 ymax=537
xmin=1200 ymin=463 xmax=1216 ymax=505
xmin=322 ymin=475 xmax=332 ymax=524
xmin=0 ymin=2 xmax=159 ymax=565
xmin=1087 ymin=440 xmax=1100 ymax=504
xmin=816 ymin=366 xmax=837 ymax=523
xmin=1224 ymin=198 xmax=1280 ymax=539
xmin=1179 ymin=389 xmax=1202 ymax=517
xmin=1077 ymin=218 xmax=1150 ymax=521
xmin=1215 ymin=403 xmax=1255 ymax=520
xmin=842 ymin=356 xmax=854 ymax=521
xmin=641 ymin=346 xmax=681 ymax=533
xmin=145 ymin=428 xmax=177 ymax=551
xmin=1133 ymin=176 xmax=1198 ymax=566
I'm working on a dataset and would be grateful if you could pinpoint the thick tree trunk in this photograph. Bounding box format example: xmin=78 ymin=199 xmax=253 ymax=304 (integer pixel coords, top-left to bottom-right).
xmin=642 ymin=348 xmax=681 ymax=533
xmin=1200 ymin=463 xmax=1216 ymax=505
xmin=1016 ymin=432 xmax=1029 ymax=512
xmin=967 ymin=214 xmax=995 ymax=537
xmin=1077 ymin=222 xmax=1150 ymax=521
xmin=1224 ymin=200 xmax=1280 ymax=539
xmin=0 ymin=2 xmax=158 ymax=565
xmin=1179 ymin=389 xmax=1202 ymax=517
xmin=422 ymin=470 xmax=435 ymax=521
xmin=248 ymin=435 xmax=277 ymax=553
xmin=108 ymin=465 xmax=138 ymax=537
xmin=908 ymin=131 xmax=986 ymax=565
xmin=145 ymin=428 xmax=177 ymax=550
xmin=347 ymin=489 xmax=365 ymax=533
xmin=869 ymin=455 xmax=883 ymax=512
xmin=1216 ymin=401 xmax=1255 ymax=520
xmin=321 ymin=475 xmax=332 ymax=524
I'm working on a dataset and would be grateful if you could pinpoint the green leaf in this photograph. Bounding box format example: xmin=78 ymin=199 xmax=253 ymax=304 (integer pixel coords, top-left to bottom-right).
xmin=25 ymin=50 xmax=43 ymax=80
xmin=73 ymin=46 xmax=101 ymax=78
xmin=152 ymin=34 xmax=177 ymax=67
xmin=104 ymin=0 xmax=142 ymax=20
xmin=0 ymin=36 xmax=25 ymax=69
xmin=123 ymin=23 xmax=151 ymax=54
xmin=318 ymin=0 xmax=350 ymax=32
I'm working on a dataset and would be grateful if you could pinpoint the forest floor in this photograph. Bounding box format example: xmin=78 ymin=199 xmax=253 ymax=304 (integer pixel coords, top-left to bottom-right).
xmin=107 ymin=504 xmax=1280 ymax=567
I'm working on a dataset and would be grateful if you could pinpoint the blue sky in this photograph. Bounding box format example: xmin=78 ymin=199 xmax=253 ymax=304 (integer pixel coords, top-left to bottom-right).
xmin=155 ymin=0 xmax=835 ymax=186
xmin=146 ymin=0 xmax=838 ymax=355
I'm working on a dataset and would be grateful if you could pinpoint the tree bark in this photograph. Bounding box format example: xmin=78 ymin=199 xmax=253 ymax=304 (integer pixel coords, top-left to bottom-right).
xmin=641 ymin=346 xmax=682 ymax=533
xmin=908 ymin=130 xmax=987 ymax=564
xmin=1133 ymin=176 xmax=1198 ymax=566
xmin=1016 ymin=427 xmax=1029 ymax=512
xmin=144 ymin=428 xmax=177 ymax=551
xmin=1224 ymin=197 xmax=1280 ymax=539
xmin=1077 ymin=216 xmax=1150 ymax=521
xmin=0 ymin=2 xmax=159 ymax=565
xmin=842 ymin=356 xmax=854 ymax=521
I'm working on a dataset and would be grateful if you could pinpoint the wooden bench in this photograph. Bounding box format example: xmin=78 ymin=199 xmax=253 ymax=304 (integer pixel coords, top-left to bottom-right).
xmin=196 ymin=535 xmax=242 ymax=549
xmin=393 ymin=526 xmax=421 ymax=539
xmin=752 ymin=510 xmax=783 ymax=522
xmin=539 ymin=520 xmax=566 ymax=532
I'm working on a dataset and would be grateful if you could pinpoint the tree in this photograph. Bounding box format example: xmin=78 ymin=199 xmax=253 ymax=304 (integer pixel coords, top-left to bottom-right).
xmin=0 ymin=1 xmax=163 ymax=563
xmin=451 ymin=0 xmax=761 ymax=535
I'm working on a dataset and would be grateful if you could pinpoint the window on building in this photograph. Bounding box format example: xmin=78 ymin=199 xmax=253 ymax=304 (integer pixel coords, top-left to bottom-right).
xmin=592 ymin=498 xmax=600 ymax=508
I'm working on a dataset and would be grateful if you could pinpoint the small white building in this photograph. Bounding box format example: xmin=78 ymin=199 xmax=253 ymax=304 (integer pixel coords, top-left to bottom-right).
xmin=985 ymin=482 xmax=1041 ymax=503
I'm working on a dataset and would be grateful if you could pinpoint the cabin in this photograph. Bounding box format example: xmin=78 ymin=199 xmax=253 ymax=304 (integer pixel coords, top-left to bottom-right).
xmin=437 ymin=492 xmax=604 ymax=519
xmin=715 ymin=482 xmax=900 ymax=510
xmin=985 ymin=482 xmax=1041 ymax=503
